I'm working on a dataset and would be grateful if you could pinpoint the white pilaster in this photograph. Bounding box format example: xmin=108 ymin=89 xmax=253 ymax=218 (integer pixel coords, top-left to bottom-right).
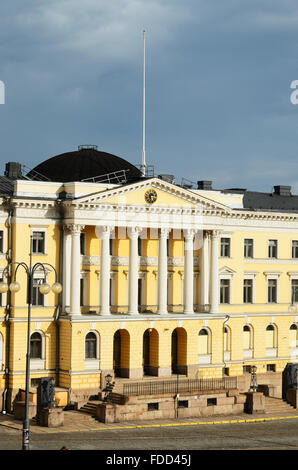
xmin=128 ymin=227 xmax=141 ymax=315
xmin=157 ymin=228 xmax=170 ymax=315
xmin=62 ymin=225 xmax=72 ymax=313
xmin=210 ymin=230 xmax=220 ymax=314
xmin=99 ymin=226 xmax=111 ymax=315
xmin=184 ymin=229 xmax=195 ymax=314
xmin=69 ymin=224 xmax=84 ymax=316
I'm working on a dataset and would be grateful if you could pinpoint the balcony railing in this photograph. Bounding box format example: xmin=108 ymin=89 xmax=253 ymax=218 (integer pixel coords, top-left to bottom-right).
xmin=123 ymin=377 xmax=237 ymax=397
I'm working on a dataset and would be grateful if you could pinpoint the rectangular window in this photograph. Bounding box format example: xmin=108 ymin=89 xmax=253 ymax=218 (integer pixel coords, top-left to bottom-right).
xmin=243 ymin=279 xmax=253 ymax=303
xmin=207 ymin=398 xmax=217 ymax=406
xmin=243 ymin=365 xmax=251 ymax=374
xmin=268 ymin=279 xmax=277 ymax=303
xmin=220 ymin=238 xmax=230 ymax=257
xmin=220 ymin=279 xmax=230 ymax=304
xmin=148 ymin=402 xmax=159 ymax=411
xmin=0 ymin=231 xmax=4 ymax=253
xmin=138 ymin=238 xmax=142 ymax=256
xmin=80 ymin=233 xmax=85 ymax=255
xmin=80 ymin=278 xmax=84 ymax=306
xmin=266 ymin=364 xmax=276 ymax=372
xmin=244 ymin=238 xmax=253 ymax=258
xmin=32 ymin=231 xmax=45 ymax=254
xmin=32 ymin=279 xmax=44 ymax=306
xmin=291 ymin=279 xmax=298 ymax=303
xmin=292 ymin=241 xmax=298 ymax=259
xmin=268 ymin=239 xmax=278 ymax=259
xmin=178 ymin=400 xmax=188 ymax=408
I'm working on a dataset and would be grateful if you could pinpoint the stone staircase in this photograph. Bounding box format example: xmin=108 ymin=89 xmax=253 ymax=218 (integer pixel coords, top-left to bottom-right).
xmin=264 ymin=396 xmax=297 ymax=414
xmin=79 ymin=400 xmax=101 ymax=417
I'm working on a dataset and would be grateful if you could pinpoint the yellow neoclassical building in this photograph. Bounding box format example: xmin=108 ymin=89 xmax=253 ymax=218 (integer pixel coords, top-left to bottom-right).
xmin=0 ymin=145 xmax=298 ymax=411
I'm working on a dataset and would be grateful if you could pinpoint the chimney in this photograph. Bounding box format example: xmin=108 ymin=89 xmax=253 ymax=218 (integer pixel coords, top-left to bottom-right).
xmin=273 ymin=185 xmax=291 ymax=196
xmin=197 ymin=180 xmax=212 ymax=190
xmin=4 ymin=162 xmax=23 ymax=179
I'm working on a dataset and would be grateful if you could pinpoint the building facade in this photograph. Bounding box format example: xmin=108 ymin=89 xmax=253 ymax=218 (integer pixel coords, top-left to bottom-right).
xmin=0 ymin=148 xmax=298 ymax=410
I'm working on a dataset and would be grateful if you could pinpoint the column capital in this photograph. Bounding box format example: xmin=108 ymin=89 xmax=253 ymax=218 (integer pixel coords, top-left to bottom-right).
xmin=159 ymin=227 xmax=170 ymax=238
xmin=211 ymin=229 xmax=221 ymax=239
xmin=97 ymin=225 xmax=112 ymax=239
xmin=183 ymin=229 xmax=196 ymax=240
xmin=127 ymin=226 xmax=143 ymax=239
xmin=66 ymin=223 xmax=85 ymax=234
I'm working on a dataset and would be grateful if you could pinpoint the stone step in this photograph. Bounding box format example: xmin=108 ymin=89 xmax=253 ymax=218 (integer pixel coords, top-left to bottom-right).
xmin=264 ymin=397 xmax=297 ymax=414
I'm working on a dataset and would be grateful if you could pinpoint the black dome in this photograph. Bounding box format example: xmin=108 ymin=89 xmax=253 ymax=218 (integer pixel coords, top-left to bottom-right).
xmin=29 ymin=146 xmax=142 ymax=183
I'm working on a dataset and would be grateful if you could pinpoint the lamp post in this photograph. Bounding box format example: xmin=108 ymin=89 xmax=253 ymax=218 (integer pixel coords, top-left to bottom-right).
xmin=0 ymin=236 xmax=62 ymax=450
xmin=250 ymin=365 xmax=258 ymax=392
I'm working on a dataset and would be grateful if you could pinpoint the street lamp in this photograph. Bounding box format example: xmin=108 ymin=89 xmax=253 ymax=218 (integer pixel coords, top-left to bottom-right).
xmin=250 ymin=365 xmax=258 ymax=392
xmin=0 ymin=236 xmax=62 ymax=450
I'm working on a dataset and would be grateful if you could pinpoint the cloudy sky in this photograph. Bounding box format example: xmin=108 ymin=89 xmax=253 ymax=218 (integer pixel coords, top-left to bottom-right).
xmin=1 ymin=0 xmax=298 ymax=192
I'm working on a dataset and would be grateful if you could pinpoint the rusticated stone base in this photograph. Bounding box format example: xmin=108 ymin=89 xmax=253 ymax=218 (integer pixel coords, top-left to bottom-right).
xmin=39 ymin=408 xmax=64 ymax=427
xmin=245 ymin=392 xmax=265 ymax=414
xmin=96 ymin=390 xmax=246 ymax=423
xmin=13 ymin=401 xmax=36 ymax=421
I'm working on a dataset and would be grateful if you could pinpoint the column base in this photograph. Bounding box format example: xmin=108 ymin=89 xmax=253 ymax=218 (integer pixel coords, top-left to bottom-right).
xmin=183 ymin=310 xmax=195 ymax=315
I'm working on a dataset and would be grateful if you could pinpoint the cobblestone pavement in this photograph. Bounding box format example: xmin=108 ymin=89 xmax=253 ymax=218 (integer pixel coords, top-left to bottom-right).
xmin=1 ymin=408 xmax=298 ymax=434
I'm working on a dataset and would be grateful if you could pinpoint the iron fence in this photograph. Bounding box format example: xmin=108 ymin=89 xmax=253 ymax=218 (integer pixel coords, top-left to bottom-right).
xmin=123 ymin=377 xmax=237 ymax=397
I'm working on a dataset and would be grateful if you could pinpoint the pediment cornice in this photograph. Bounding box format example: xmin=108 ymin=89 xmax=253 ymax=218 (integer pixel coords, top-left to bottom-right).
xmin=62 ymin=178 xmax=231 ymax=215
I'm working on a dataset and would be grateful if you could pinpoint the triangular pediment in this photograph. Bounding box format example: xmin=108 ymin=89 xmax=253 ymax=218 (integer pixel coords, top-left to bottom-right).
xmin=219 ymin=266 xmax=237 ymax=275
xmin=71 ymin=178 xmax=231 ymax=213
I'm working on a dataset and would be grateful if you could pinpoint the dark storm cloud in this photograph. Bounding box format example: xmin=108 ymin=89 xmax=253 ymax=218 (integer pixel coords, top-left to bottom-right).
xmin=1 ymin=0 xmax=298 ymax=191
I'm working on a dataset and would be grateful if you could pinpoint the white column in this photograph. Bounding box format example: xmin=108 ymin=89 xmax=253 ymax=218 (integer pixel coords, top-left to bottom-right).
xmin=200 ymin=231 xmax=210 ymax=310
xmin=99 ymin=226 xmax=111 ymax=315
xmin=69 ymin=224 xmax=84 ymax=316
xmin=157 ymin=228 xmax=170 ymax=314
xmin=184 ymin=229 xmax=195 ymax=314
xmin=210 ymin=230 xmax=220 ymax=314
xmin=62 ymin=225 xmax=72 ymax=313
xmin=128 ymin=227 xmax=141 ymax=315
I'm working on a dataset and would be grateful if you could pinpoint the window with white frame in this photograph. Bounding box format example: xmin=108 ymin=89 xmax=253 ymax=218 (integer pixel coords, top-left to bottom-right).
xmin=291 ymin=279 xmax=298 ymax=304
xmin=243 ymin=324 xmax=253 ymax=359
xmin=220 ymin=238 xmax=231 ymax=257
xmin=32 ymin=278 xmax=45 ymax=306
xmin=220 ymin=279 xmax=230 ymax=304
xmin=265 ymin=324 xmax=277 ymax=353
xmin=243 ymin=279 xmax=253 ymax=303
xmin=290 ymin=324 xmax=298 ymax=349
xmin=292 ymin=240 xmax=298 ymax=259
xmin=30 ymin=332 xmax=42 ymax=358
xmin=32 ymin=231 xmax=45 ymax=254
xmin=268 ymin=279 xmax=277 ymax=303
xmin=84 ymin=331 xmax=100 ymax=369
xmin=268 ymin=239 xmax=278 ymax=259
xmin=85 ymin=332 xmax=97 ymax=359
xmin=244 ymin=238 xmax=253 ymax=258
xmin=198 ymin=328 xmax=211 ymax=364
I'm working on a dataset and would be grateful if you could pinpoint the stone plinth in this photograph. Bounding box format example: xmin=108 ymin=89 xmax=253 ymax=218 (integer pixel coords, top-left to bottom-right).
xmin=39 ymin=408 xmax=64 ymax=427
xmin=286 ymin=388 xmax=298 ymax=408
xmin=245 ymin=392 xmax=265 ymax=414
xmin=13 ymin=401 xmax=36 ymax=421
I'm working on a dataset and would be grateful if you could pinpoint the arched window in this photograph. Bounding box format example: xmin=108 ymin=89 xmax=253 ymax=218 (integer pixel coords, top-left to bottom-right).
xmin=224 ymin=326 xmax=230 ymax=352
xmin=85 ymin=332 xmax=97 ymax=359
xmin=198 ymin=328 xmax=210 ymax=355
xmin=30 ymin=332 xmax=42 ymax=359
xmin=0 ymin=332 xmax=3 ymax=367
xmin=265 ymin=325 xmax=277 ymax=358
xmin=290 ymin=324 xmax=298 ymax=348
xmin=243 ymin=325 xmax=252 ymax=349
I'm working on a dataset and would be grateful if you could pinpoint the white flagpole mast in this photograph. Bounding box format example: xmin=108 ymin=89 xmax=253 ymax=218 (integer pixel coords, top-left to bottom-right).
xmin=141 ymin=30 xmax=147 ymax=177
